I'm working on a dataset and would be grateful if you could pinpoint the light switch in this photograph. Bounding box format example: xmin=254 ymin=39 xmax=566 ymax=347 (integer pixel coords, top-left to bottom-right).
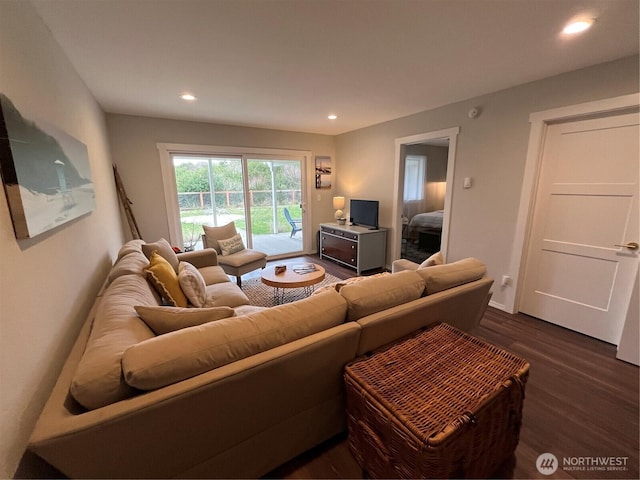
xmin=463 ymin=177 xmax=472 ymax=189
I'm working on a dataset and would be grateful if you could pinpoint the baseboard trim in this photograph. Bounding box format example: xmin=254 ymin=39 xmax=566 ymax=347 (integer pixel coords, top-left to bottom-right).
xmin=488 ymin=300 xmax=508 ymax=312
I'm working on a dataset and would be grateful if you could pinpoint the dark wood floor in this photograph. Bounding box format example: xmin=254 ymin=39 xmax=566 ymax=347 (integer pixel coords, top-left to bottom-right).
xmin=265 ymin=256 xmax=640 ymax=479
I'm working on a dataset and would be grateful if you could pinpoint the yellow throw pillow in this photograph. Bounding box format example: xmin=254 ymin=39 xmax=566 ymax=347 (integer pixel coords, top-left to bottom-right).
xmin=145 ymin=251 xmax=188 ymax=307
xmin=218 ymin=233 xmax=245 ymax=256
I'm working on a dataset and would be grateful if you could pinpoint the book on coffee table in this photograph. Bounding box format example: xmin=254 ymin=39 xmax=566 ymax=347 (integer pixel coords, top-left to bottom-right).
xmin=292 ymin=263 xmax=318 ymax=274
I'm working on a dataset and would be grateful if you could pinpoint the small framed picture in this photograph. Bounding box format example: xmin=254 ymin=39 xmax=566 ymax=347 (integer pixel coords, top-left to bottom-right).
xmin=315 ymin=155 xmax=331 ymax=189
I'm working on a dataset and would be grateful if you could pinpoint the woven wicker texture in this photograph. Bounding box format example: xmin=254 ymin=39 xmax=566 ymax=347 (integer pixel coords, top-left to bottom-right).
xmin=345 ymin=323 xmax=529 ymax=479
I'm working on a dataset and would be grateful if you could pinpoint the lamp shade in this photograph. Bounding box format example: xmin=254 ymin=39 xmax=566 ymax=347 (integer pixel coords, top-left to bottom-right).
xmin=332 ymin=196 xmax=345 ymax=210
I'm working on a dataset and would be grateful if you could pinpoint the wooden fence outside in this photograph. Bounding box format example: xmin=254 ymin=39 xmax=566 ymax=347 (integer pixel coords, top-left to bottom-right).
xmin=178 ymin=189 xmax=301 ymax=210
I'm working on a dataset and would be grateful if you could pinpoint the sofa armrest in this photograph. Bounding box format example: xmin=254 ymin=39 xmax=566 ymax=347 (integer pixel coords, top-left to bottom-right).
xmin=391 ymin=258 xmax=420 ymax=273
xmin=177 ymin=248 xmax=218 ymax=268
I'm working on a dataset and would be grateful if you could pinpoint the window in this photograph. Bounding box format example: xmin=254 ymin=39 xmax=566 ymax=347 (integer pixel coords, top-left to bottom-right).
xmin=158 ymin=143 xmax=312 ymax=258
xmin=404 ymin=155 xmax=426 ymax=202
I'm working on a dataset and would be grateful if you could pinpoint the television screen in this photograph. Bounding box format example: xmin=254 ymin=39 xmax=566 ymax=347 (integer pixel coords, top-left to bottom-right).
xmin=350 ymin=199 xmax=379 ymax=229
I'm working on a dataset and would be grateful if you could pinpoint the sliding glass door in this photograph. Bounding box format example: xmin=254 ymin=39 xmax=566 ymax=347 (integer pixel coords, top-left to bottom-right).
xmin=246 ymin=158 xmax=304 ymax=256
xmin=171 ymin=153 xmax=305 ymax=257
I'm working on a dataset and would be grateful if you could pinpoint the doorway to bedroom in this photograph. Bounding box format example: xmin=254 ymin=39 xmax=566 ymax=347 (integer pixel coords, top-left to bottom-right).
xmin=392 ymin=127 xmax=459 ymax=263
xmin=401 ymin=142 xmax=449 ymax=264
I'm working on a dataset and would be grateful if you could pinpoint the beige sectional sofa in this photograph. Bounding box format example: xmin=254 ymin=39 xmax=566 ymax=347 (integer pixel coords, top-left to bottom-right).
xmin=28 ymin=240 xmax=493 ymax=479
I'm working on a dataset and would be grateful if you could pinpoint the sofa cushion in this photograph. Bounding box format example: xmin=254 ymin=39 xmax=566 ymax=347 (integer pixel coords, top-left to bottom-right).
xmin=313 ymin=272 xmax=391 ymax=295
xmin=416 ymin=257 xmax=487 ymax=294
xmin=122 ymin=289 xmax=348 ymax=390
xmin=145 ymin=252 xmax=188 ymax=308
xmin=198 ymin=265 xmax=232 ymax=285
xmin=204 ymin=282 xmax=250 ymax=308
xmin=142 ymin=238 xmax=180 ymax=273
xmin=218 ymin=233 xmax=245 ymax=256
xmin=134 ymin=305 xmax=235 ymax=335
xmin=70 ymin=274 xmax=157 ymax=410
xmin=340 ymin=270 xmax=425 ymax=321
xmin=116 ymin=239 xmax=146 ymax=261
xmin=178 ymin=261 xmax=207 ymax=307
xmin=203 ymin=222 xmax=237 ymax=254
xmin=108 ymin=250 xmax=148 ymax=283
xmin=216 ymin=248 xmax=267 ymax=268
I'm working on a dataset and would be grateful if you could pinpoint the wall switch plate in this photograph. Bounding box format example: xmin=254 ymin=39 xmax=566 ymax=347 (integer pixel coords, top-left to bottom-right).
xmin=463 ymin=177 xmax=472 ymax=188
xmin=501 ymin=275 xmax=512 ymax=287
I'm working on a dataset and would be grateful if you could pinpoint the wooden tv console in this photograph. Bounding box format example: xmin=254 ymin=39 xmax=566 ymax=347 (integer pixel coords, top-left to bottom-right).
xmin=319 ymin=223 xmax=387 ymax=275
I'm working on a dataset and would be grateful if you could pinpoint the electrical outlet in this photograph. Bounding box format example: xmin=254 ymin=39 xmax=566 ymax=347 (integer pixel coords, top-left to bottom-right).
xmin=501 ymin=275 xmax=512 ymax=287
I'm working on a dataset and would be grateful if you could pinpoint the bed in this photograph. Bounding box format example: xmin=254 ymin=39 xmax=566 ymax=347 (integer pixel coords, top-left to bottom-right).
xmin=408 ymin=210 xmax=444 ymax=232
xmin=407 ymin=210 xmax=443 ymax=252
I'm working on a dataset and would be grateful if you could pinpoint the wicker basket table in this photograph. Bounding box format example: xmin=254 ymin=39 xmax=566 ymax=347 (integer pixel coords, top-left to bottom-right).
xmin=344 ymin=323 xmax=529 ymax=479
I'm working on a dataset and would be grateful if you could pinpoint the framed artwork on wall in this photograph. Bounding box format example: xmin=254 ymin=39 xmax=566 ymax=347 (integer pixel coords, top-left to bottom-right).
xmin=315 ymin=155 xmax=331 ymax=189
xmin=0 ymin=94 xmax=95 ymax=239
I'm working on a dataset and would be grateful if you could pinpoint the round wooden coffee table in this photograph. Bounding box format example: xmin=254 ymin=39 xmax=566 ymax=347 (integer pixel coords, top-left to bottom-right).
xmin=261 ymin=263 xmax=326 ymax=304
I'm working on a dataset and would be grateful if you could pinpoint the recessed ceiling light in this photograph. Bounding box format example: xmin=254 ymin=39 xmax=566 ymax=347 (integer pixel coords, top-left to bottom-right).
xmin=563 ymin=19 xmax=594 ymax=34
xmin=180 ymin=93 xmax=197 ymax=101
xmin=328 ymin=114 xmax=338 ymax=120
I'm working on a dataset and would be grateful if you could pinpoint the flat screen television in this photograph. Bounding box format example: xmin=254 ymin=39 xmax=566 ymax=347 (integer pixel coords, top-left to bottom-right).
xmin=350 ymin=199 xmax=379 ymax=229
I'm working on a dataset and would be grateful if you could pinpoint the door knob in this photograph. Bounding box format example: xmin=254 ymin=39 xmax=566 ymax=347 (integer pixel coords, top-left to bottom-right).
xmin=614 ymin=242 xmax=639 ymax=250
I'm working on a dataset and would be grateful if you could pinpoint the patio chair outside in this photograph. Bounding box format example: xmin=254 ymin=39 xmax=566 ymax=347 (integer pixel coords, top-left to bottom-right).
xmin=284 ymin=208 xmax=302 ymax=238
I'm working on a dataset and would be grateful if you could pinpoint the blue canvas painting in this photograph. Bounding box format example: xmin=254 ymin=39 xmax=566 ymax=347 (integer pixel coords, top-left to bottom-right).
xmin=0 ymin=94 xmax=95 ymax=239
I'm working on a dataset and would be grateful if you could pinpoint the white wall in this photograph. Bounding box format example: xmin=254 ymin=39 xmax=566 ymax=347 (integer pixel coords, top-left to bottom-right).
xmin=106 ymin=114 xmax=336 ymax=245
xmin=0 ymin=2 xmax=124 ymax=477
xmin=335 ymin=55 xmax=639 ymax=309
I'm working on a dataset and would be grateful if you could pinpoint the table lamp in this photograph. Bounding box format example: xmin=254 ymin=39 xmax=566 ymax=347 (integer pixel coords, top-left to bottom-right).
xmin=333 ymin=196 xmax=346 ymax=224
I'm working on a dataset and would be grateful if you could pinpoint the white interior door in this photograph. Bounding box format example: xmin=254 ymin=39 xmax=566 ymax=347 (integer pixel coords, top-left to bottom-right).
xmin=520 ymin=112 xmax=639 ymax=344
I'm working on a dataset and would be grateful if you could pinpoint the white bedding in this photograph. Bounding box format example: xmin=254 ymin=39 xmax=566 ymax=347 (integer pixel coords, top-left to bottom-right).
xmin=409 ymin=210 xmax=444 ymax=231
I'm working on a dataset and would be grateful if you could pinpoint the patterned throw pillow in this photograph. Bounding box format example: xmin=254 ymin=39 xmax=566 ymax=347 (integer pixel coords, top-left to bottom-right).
xmin=218 ymin=233 xmax=245 ymax=256
xmin=144 ymin=252 xmax=188 ymax=307
xmin=178 ymin=261 xmax=207 ymax=307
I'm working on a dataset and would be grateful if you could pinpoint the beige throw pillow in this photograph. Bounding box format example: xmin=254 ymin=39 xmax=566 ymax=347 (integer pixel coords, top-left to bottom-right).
xmin=178 ymin=261 xmax=207 ymax=307
xmin=142 ymin=238 xmax=180 ymax=273
xmin=419 ymin=251 xmax=444 ymax=268
xmin=134 ymin=305 xmax=234 ymax=335
xmin=218 ymin=233 xmax=245 ymax=256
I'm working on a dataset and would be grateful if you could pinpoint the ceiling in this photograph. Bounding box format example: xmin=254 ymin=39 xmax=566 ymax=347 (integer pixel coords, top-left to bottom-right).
xmin=32 ymin=0 xmax=639 ymax=136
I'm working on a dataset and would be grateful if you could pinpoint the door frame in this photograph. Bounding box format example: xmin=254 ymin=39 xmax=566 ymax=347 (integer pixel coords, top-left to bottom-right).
xmin=392 ymin=127 xmax=460 ymax=262
xmin=507 ymin=93 xmax=640 ymax=314
xmin=157 ymin=143 xmax=313 ymax=254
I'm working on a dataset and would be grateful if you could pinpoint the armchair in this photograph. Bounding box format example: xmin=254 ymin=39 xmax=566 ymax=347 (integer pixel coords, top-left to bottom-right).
xmin=202 ymin=222 xmax=267 ymax=287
